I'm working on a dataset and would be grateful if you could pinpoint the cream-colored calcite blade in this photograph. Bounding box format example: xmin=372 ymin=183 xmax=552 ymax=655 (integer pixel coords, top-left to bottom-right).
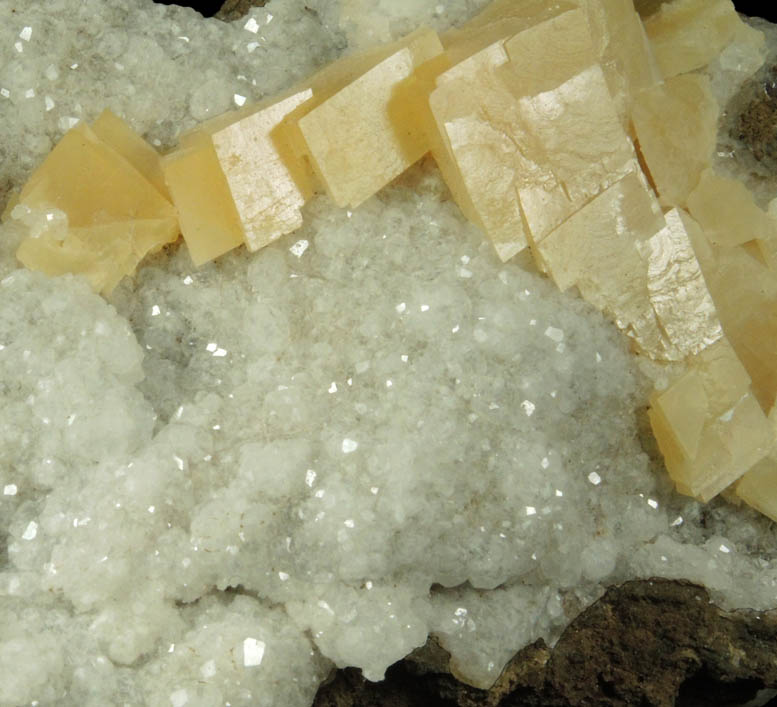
xmin=441 ymin=0 xmax=579 ymax=65
xmin=687 ymin=170 xmax=777 ymax=251
xmin=689 ymin=223 xmax=777 ymax=414
xmin=650 ymin=370 xmax=708 ymax=460
xmin=92 ymin=109 xmax=172 ymax=201
xmin=576 ymin=0 xmax=661 ymax=123
xmin=161 ymin=130 xmax=245 ymax=267
xmin=512 ymin=64 xmax=637 ymax=216
xmin=639 ymin=208 xmax=723 ymax=358
xmin=428 ymin=41 xmax=536 ymax=262
xmin=736 ymin=456 xmax=777 ymax=523
xmin=202 ymin=89 xmax=315 ymax=252
xmin=631 ymin=74 xmax=718 ymax=207
xmin=429 ymin=6 xmax=638 ymax=260
xmin=12 ymin=121 xmax=178 ymax=293
xmin=500 ymin=8 xmax=598 ymax=100
xmin=643 ymin=0 xmax=749 ymax=77
xmin=536 ymin=170 xmax=668 ymax=354
xmin=17 ymin=123 xmax=176 ymax=227
xmin=297 ymin=27 xmax=444 ymax=208
xmin=537 ymin=175 xmax=719 ymax=362
xmin=649 ymin=338 xmax=773 ymax=502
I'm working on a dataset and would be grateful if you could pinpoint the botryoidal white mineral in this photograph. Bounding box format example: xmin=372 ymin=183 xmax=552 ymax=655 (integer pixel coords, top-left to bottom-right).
xmin=2 ymin=1 xmax=777 ymax=705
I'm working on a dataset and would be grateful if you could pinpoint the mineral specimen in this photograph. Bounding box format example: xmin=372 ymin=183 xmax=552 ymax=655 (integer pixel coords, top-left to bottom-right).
xmin=3 ymin=1 xmax=777 ymax=705
xmin=631 ymin=73 xmax=718 ymax=206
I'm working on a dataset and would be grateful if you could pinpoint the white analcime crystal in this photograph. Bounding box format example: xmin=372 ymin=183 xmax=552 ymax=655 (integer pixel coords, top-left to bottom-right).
xmin=2 ymin=0 xmax=777 ymax=704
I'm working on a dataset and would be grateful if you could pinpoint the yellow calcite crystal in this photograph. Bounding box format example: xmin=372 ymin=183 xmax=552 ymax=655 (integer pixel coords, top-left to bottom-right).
xmin=643 ymin=0 xmax=748 ymax=77
xmin=428 ymin=6 xmax=637 ymax=260
xmin=18 ymin=123 xmax=175 ymax=228
xmin=538 ymin=174 xmax=721 ymax=362
xmin=736 ymin=455 xmax=777 ymax=522
xmin=297 ymin=27 xmax=444 ymax=208
xmin=441 ymin=0 xmax=579 ymax=65
xmin=197 ymin=88 xmax=316 ymax=252
xmin=536 ymin=171 xmax=667 ymax=354
xmin=161 ymin=130 xmax=246 ymax=267
xmin=687 ymin=170 xmax=777 ymax=251
xmin=427 ymin=40 xmax=534 ymax=261
xmin=509 ymin=63 xmax=636 ymax=229
xmin=92 ymin=109 xmax=171 ymax=200
xmin=11 ymin=121 xmax=178 ymax=294
xmin=631 ymin=74 xmax=718 ymax=207
xmin=684 ymin=172 xmax=777 ymax=409
xmin=649 ymin=339 xmax=772 ymax=501
xmin=576 ymin=0 xmax=661 ymax=122
xmin=640 ymin=208 xmax=723 ymax=356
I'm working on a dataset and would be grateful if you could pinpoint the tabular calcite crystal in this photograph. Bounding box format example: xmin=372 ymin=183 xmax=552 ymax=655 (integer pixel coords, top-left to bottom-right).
xmin=297 ymin=27 xmax=444 ymax=208
xmin=426 ymin=39 xmax=534 ymax=261
xmin=538 ymin=173 xmax=719 ymax=359
xmin=198 ymin=89 xmax=315 ymax=253
xmin=161 ymin=26 xmax=445 ymax=261
xmin=643 ymin=0 xmax=753 ymax=77
xmin=684 ymin=171 xmax=777 ymax=414
xmin=631 ymin=74 xmax=718 ymax=207
xmin=427 ymin=5 xmax=638 ymax=261
xmin=92 ymin=109 xmax=171 ymax=201
xmin=441 ymin=0 xmax=579 ymax=64
xmin=649 ymin=339 xmax=772 ymax=501
xmin=736 ymin=431 xmax=777 ymax=522
xmin=687 ymin=170 xmax=777 ymax=252
xmin=161 ymin=130 xmax=246 ymax=267
xmin=9 ymin=118 xmax=178 ymax=294
xmin=577 ymin=0 xmax=661 ymax=123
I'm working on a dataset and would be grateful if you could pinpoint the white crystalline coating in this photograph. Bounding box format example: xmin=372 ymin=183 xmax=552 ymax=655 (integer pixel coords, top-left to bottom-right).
xmin=1 ymin=0 xmax=777 ymax=704
xmin=200 ymin=659 xmax=216 ymax=678
xmin=3 ymin=484 xmax=17 ymax=495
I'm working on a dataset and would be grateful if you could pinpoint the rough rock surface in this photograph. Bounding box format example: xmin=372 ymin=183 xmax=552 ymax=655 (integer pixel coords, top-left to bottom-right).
xmin=214 ymin=0 xmax=267 ymax=23
xmin=733 ymin=63 xmax=777 ymax=174
xmin=314 ymin=579 xmax=777 ymax=707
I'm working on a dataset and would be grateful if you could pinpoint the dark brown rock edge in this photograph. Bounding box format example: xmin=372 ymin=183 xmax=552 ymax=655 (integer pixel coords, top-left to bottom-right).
xmin=213 ymin=0 xmax=267 ymax=22
xmin=312 ymin=579 xmax=777 ymax=707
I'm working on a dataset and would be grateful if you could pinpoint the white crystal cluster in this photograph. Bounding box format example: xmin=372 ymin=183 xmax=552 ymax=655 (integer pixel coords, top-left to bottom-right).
xmin=2 ymin=1 xmax=777 ymax=705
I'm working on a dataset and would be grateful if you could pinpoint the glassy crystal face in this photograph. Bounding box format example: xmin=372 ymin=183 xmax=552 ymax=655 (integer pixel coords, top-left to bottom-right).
xmin=297 ymin=27 xmax=445 ymax=208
